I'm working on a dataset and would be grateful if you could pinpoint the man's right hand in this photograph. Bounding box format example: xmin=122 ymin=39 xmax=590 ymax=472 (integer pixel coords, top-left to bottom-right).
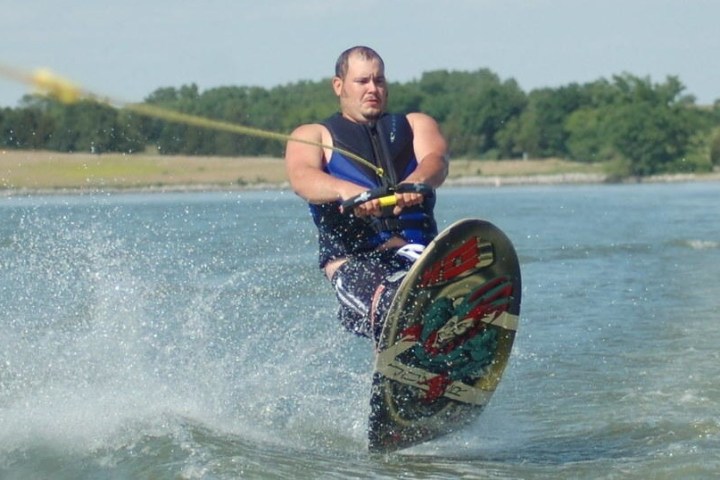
xmin=340 ymin=183 xmax=433 ymax=217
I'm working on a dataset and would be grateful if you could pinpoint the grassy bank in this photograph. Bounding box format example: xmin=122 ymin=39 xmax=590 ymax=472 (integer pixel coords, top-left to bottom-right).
xmin=448 ymin=157 xmax=605 ymax=177
xmin=1 ymin=150 xmax=613 ymax=192
xmin=0 ymin=151 xmax=287 ymax=190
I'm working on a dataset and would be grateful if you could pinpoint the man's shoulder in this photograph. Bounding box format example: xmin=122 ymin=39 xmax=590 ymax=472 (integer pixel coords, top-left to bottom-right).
xmin=286 ymin=122 xmax=334 ymax=155
xmin=405 ymin=112 xmax=441 ymax=132
xmin=291 ymin=122 xmax=328 ymax=137
xmin=405 ymin=112 xmax=434 ymax=123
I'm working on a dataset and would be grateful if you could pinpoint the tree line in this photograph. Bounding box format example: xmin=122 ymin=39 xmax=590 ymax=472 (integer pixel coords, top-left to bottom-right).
xmin=2 ymin=69 xmax=719 ymax=177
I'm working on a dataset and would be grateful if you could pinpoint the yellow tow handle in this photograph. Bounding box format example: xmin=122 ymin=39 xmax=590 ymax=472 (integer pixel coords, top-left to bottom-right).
xmin=378 ymin=195 xmax=398 ymax=207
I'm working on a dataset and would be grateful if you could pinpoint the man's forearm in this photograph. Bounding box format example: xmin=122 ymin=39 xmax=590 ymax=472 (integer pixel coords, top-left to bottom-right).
xmin=404 ymin=153 xmax=449 ymax=188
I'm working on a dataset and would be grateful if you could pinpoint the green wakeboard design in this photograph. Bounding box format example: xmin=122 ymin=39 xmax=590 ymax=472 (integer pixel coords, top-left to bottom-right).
xmin=368 ymin=218 xmax=522 ymax=453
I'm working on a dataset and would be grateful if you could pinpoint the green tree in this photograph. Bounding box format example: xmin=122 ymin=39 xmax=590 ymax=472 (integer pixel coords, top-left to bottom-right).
xmin=507 ymin=84 xmax=590 ymax=158
xmin=415 ymin=70 xmax=458 ymax=122
xmin=605 ymin=75 xmax=699 ymax=176
xmin=1 ymin=101 xmax=55 ymax=148
xmin=42 ymin=100 xmax=123 ymax=153
xmin=705 ymin=127 xmax=720 ymax=167
xmin=565 ymin=107 xmax=616 ymax=163
xmin=143 ymin=84 xmax=206 ymax=154
xmin=420 ymin=69 xmax=526 ymax=158
xmin=113 ymin=110 xmax=146 ymax=153
xmin=2 ymin=68 xmax=715 ymax=175
xmin=388 ymin=82 xmax=423 ymax=114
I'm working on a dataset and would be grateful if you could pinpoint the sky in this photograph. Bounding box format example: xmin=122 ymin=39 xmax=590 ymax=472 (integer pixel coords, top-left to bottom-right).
xmin=1 ymin=0 xmax=719 ymax=108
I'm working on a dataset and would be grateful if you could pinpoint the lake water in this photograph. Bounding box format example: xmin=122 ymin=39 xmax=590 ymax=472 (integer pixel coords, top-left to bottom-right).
xmin=1 ymin=182 xmax=718 ymax=479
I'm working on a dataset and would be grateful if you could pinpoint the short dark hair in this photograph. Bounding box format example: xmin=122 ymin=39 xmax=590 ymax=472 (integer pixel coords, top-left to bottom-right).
xmin=334 ymin=46 xmax=385 ymax=79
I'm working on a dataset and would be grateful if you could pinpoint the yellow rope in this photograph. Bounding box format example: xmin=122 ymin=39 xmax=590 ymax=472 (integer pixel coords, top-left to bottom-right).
xmin=0 ymin=64 xmax=384 ymax=177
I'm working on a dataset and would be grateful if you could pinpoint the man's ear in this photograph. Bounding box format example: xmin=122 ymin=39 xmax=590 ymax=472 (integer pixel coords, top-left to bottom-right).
xmin=332 ymin=76 xmax=343 ymax=96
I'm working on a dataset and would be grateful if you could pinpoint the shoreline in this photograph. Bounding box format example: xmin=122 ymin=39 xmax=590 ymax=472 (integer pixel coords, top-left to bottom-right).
xmin=3 ymin=172 xmax=719 ymax=197
xmin=2 ymin=150 xmax=719 ymax=196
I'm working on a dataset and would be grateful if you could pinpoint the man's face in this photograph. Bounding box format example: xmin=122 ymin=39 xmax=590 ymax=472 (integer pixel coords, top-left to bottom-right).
xmin=333 ymin=54 xmax=388 ymax=123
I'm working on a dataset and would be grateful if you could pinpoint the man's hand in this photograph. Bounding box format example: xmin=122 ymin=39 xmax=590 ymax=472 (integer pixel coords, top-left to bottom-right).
xmin=392 ymin=190 xmax=424 ymax=215
xmin=338 ymin=184 xmax=378 ymax=216
xmin=340 ymin=183 xmax=432 ymax=217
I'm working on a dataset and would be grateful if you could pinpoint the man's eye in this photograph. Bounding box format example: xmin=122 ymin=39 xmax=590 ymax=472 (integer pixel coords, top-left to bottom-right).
xmin=356 ymin=78 xmax=385 ymax=85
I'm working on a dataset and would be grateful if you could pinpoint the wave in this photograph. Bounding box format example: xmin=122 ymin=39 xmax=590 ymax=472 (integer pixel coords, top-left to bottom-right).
xmin=683 ymin=239 xmax=719 ymax=250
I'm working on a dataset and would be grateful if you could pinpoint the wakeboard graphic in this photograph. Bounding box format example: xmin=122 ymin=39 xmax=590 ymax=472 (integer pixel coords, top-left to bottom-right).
xmin=368 ymin=218 xmax=521 ymax=453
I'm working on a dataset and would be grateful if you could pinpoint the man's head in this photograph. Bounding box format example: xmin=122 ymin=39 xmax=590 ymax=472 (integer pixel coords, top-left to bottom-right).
xmin=332 ymin=46 xmax=388 ymax=123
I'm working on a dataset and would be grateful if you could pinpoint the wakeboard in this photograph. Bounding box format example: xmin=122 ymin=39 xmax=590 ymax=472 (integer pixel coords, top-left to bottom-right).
xmin=368 ymin=218 xmax=521 ymax=453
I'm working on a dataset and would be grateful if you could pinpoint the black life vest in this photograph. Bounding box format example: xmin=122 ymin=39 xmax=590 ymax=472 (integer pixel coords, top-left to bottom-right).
xmin=309 ymin=113 xmax=437 ymax=268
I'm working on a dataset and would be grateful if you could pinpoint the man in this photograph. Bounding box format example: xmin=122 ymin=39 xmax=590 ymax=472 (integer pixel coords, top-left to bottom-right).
xmin=285 ymin=46 xmax=449 ymax=342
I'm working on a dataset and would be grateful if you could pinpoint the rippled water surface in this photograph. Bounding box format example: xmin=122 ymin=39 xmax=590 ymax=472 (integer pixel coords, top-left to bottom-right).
xmin=1 ymin=182 xmax=718 ymax=479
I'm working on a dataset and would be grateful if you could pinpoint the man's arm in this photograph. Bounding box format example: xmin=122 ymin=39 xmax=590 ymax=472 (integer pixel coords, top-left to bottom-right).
xmin=284 ymin=123 xmax=367 ymax=204
xmin=405 ymin=112 xmax=449 ymax=187
xmin=391 ymin=112 xmax=449 ymax=213
xmin=285 ymin=115 xmax=448 ymax=216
